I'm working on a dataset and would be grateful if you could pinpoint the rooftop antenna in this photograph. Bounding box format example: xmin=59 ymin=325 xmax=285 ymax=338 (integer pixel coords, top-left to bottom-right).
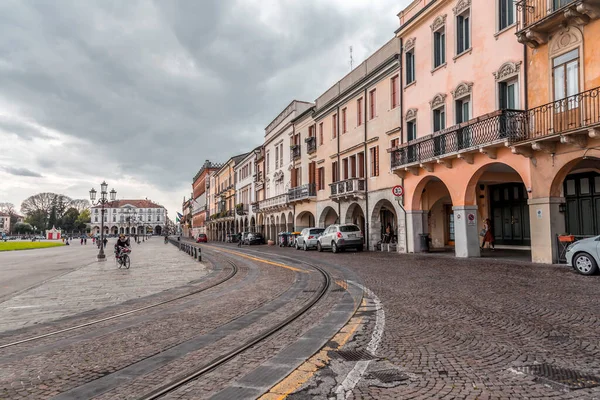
xmin=349 ymin=46 xmax=354 ymax=70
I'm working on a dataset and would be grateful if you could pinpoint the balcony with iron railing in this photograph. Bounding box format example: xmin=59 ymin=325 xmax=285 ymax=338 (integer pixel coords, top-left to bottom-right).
xmin=516 ymin=0 xmax=597 ymax=47
xmin=289 ymin=183 xmax=316 ymax=203
xmin=251 ymin=202 xmax=260 ymax=213
xmin=291 ymin=144 xmax=301 ymax=161
xmin=390 ymin=110 xmax=527 ymax=172
xmin=512 ymin=86 xmax=600 ymax=152
xmin=258 ymin=193 xmax=290 ymax=211
xmin=235 ymin=203 xmax=249 ymax=216
xmin=305 ymin=136 xmax=317 ymax=154
xmin=329 ymin=178 xmax=366 ymax=201
xmin=208 ymin=209 xmax=235 ymax=221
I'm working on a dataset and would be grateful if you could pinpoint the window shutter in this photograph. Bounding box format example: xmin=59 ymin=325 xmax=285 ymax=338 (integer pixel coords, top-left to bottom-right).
xmin=375 ymin=146 xmax=380 ymax=176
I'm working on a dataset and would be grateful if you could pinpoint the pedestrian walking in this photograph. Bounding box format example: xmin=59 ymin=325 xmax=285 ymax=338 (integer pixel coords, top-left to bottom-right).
xmin=103 ymin=237 xmax=108 ymax=248
xmin=480 ymin=218 xmax=495 ymax=251
xmin=81 ymin=237 xmax=84 ymax=245
xmin=84 ymin=237 xmax=87 ymax=245
xmin=237 ymin=232 xmax=243 ymax=247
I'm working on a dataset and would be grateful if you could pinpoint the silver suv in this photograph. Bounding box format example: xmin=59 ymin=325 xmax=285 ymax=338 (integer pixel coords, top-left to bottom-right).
xmin=295 ymin=227 xmax=325 ymax=251
xmin=317 ymin=224 xmax=364 ymax=253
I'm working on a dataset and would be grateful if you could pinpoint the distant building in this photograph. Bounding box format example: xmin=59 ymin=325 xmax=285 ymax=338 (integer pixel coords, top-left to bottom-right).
xmin=0 ymin=212 xmax=10 ymax=234
xmin=191 ymin=160 xmax=222 ymax=237
xmin=90 ymin=199 xmax=167 ymax=236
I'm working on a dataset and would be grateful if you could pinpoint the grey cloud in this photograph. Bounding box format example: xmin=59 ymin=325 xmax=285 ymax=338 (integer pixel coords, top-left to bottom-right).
xmin=0 ymin=0 xmax=405 ymax=195
xmin=2 ymin=166 xmax=43 ymax=177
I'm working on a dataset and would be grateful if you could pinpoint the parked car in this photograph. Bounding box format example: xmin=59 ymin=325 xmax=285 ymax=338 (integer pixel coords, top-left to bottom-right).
xmin=317 ymin=224 xmax=364 ymax=253
xmin=247 ymin=232 xmax=265 ymax=245
xmin=196 ymin=234 xmax=208 ymax=243
xmin=296 ymin=228 xmax=325 ymax=251
xmin=566 ymin=235 xmax=600 ymax=275
xmin=240 ymin=232 xmax=251 ymax=245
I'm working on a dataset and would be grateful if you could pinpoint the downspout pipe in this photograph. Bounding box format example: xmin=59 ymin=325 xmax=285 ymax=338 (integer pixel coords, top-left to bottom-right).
xmin=337 ymin=106 xmax=341 ymax=223
xmin=363 ymin=88 xmax=369 ymax=250
xmin=399 ymin=39 xmax=408 ymax=253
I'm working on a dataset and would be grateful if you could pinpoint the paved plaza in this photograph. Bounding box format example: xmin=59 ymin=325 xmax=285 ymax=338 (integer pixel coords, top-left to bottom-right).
xmin=0 ymin=238 xmax=207 ymax=333
xmin=1 ymin=240 xmax=599 ymax=399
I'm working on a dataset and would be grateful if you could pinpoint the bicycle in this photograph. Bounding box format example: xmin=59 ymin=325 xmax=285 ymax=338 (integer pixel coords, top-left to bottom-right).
xmin=115 ymin=247 xmax=131 ymax=269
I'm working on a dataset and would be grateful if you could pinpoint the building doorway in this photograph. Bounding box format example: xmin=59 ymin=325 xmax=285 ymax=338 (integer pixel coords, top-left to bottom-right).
xmin=489 ymin=183 xmax=531 ymax=246
xmin=564 ymin=171 xmax=600 ymax=236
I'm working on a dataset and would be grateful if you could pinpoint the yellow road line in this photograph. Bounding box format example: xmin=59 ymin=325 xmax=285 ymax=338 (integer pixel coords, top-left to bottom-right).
xmin=258 ymin=299 xmax=367 ymax=399
xmin=204 ymin=245 xmax=306 ymax=273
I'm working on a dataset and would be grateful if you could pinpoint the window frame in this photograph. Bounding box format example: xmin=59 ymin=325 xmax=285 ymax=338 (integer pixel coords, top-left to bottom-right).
xmin=456 ymin=8 xmax=471 ymax=56
xmin=369 ymin=89 xmax=377 ymax=120
xmin=357 ymin=97 xmax=363 ymax=126
xmin=405 ymin=49 xmax=415 ymax=84
xmin=319 ymin=122 xmax=324 ymax=145
xmin=342 ymin=107 xmax=347 ymax=133
xmin=391 ymin=75 xmax=399 ymax=108
xmin=498 ymin=0 xmax=515 ymax=31
xmin=332 ymin=113 xmax=337 ymax=139
xmin=433 ymin=26 xmax=446 ymax=69
xmin=552 ymin=48 xmax=580 ymax=102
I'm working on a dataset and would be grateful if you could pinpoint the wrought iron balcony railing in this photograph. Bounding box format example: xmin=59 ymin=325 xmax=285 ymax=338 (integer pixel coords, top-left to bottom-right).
xmin=235 ymin=203 xmax=249 ymax=216
xmin=520 ymin=86 xmax=600 ymax=141
xmin=251 ymin=202 xmax=260 ymax=213
xmin=258 ymin=193 xmax=289 ymax=210
xmin=391 ymin=109 xmax=526 ymax=170
xmin=329 ymin=178 xmax=366 ymax=198
xmin=253 ymin=171 xmax=263 ymax=183
xmin=209 ymin=210 xmax=235 ymax=221
xmin=291 ymin=144 xmax=301 ymax=160
xmin=289 ymin=183 xmax=316 ymax=202
xmin=305 ymin=136 xmax=317 ymax=154
xmin=516 ymin=0 xmax=577 ymax=31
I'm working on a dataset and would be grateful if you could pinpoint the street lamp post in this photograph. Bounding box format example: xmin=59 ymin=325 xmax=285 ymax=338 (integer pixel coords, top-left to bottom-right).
xmin=89 ymin=181 xmax=116 ymax=261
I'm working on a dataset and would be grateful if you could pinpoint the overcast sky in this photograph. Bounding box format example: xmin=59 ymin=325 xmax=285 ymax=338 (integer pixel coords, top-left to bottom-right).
xmin=0 ymin=0 xmax=409 ymax=218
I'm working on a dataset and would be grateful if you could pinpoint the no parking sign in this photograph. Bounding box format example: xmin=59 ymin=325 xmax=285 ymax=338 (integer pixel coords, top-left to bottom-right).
xmin=392 ymin=185 xmax=404 ymax=197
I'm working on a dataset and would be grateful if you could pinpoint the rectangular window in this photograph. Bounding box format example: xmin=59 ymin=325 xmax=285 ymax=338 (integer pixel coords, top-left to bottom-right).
xmin=499 ymin=80 xmax=518 ymax=109
xmin=553 ymin=48 xmax=579 ymax=102
xmin=433 ymin=107 xmax=446 ymax=132
xmin=369 ymin=89 xmax=377 ymax=119
xmin=342 ymin=108 xmax=347 ymax=133
xmin=349 ymin=155 xmax=356 ymax=178
xmin=406 ymin=50 xmax=415 ymax=84
xmin=457 ymin=13 xmax=470 ymax=54
xmin=319 ymin=122 xmax=324 ymax=145
xmin=358 ymin=152 xmax=365 ymax=178
xmin=499 ymin=0 xmax=514 ymax=30
xmin=266 ymin=153 xmax=270 ymax=173
xmin=369 ymin=146 xmax=379 ymax=177
xmin=275 ymin=146 xmax=279 ymax=169
xmin=554 ymin=0 xmax=574 ymax=11
xmin=279 ymin=143 xmax=283 ymax=167
xmin=433 ymin=29 xmax=446 ymax=68
xmin=391 ymin=138 xmax=399 ymax=148
xmin=455 ymin=98 xmax=470 ymax=124
xmin=332 ymin=161 xmax=339 ymax=182
xmin=318 ymin=167 xmax=325 ymax=190
xmin=357 ymin=98 xmax=363 ymax=126
xmin=332 ymin=114 xmax=337 ymax=138
xmin=407 ymin=120 xmax=417 ymax=141
xmin=391 ymin=76 xmax=399 ymax=108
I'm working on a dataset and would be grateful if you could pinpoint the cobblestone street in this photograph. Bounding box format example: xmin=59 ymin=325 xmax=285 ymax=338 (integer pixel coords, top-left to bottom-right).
xmin=233 ymin=244 xmax=600 ymax=399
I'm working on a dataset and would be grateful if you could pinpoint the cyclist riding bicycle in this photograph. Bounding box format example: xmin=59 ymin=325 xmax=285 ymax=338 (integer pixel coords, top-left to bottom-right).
xmin=114 ymin=234 xmax=130 ymax=257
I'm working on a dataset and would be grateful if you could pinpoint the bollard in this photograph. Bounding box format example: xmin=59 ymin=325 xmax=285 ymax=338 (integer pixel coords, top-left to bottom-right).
xmin=197 ymin=246 xmax=202 ymax=262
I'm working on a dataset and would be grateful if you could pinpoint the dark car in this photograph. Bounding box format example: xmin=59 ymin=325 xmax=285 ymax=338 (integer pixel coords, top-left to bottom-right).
xmin=196 ymin=234 xmax=208 ymax=243
xmin=247 ymin=232 xmax=265 ymax=245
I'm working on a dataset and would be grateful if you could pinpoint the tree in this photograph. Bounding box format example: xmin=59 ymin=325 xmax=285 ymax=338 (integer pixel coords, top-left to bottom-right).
xmin=75 ymin=209 xmax=91 ymax=232
xmin=60 ymin=208 xmax=80 ymax=233
xmin=25 ymin=210 xmax=48 ymax=232
xmin=13 ymin=222 xmax=33 ymax=234
xmin=69 ymin=199 xmax=90 ymax=213
xmin=21 ymin=193 xmax=73 ymax=231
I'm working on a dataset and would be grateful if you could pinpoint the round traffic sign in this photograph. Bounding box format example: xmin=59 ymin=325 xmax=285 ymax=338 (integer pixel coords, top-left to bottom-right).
xmin=392 ymin=185 xmax=404 ymax=197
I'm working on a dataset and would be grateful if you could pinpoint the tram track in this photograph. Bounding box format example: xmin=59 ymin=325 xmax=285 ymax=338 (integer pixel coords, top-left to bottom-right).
xmin=135 ymin=258 xmax=332 ymax=400
xmin=0 ymin=256 xmax=239 ymax=350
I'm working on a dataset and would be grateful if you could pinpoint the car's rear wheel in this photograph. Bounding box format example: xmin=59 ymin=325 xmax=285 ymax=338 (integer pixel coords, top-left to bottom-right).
xmin=573 ymin=252 xmax=599 ymax=275
xmin=357 ymin=245 xmax=363 ymax=252
xmin=332 ymin=241 xmax=338 ymax=253
xmin=317 ymin=242 xmax=323 ymax=252
xmin=295 ymin=241 xmax=300 ymax=250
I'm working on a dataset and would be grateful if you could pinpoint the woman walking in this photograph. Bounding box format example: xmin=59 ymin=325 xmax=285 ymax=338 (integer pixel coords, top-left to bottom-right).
xmin=481 ymin=218 xmax=495 ymax=251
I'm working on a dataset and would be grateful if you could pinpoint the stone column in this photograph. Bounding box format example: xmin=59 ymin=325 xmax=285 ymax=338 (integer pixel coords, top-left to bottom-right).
xmin=406 ymin=210 xmax=425 ymax=253
xmin=453 ymin=205 xmax=481 ymax=258
xmin=528 ymin=197 xmax=565 ymax=264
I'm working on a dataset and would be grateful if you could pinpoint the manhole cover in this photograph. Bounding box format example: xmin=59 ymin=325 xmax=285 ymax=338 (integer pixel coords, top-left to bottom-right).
xmin=333 ymin=349 xmax=378 ymax=361
xmin=368 ymin=369 xmax=409 ymax=383
xmin=516 ymin=364 xmax=600 ymax=390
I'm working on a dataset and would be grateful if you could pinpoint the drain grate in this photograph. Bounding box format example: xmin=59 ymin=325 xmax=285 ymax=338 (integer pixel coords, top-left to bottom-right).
xmin=334 ymin=349 xmax=379 ymax=361
xmin=516 ymin=364 xmax=600 ymax=390
xmin=368 ymin=369 xmax=409 ymax=384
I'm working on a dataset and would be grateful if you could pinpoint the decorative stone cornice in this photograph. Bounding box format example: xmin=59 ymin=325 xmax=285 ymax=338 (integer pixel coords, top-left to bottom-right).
xmin=453 ymin=0 xmax=471 ymax=15
xmin=429 ymin=93 xmax=447 ymax=109
xmin=451 ymin=82 xmax=474 ymax=98
xmin=405 ymin=37 xmax=416 ymax=51
xmin=493 ymin=61 xmax=522 ymax=81
xmin=406 ymin=108 xmax=418 ymax=120
xmin=430 ymin=14 xmax=447 ymax=31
